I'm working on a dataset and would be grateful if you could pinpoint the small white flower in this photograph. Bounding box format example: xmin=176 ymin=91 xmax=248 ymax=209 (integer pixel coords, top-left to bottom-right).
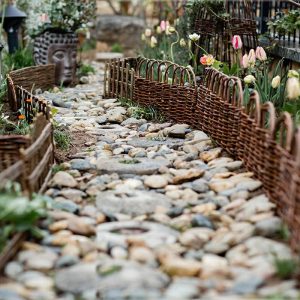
xmin=189 ymin=33 xmax=200 ymax=42
xmin=244 ymin=75 xmax=256 ymax=84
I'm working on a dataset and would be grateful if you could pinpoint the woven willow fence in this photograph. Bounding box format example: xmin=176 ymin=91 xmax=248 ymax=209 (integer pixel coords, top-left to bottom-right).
xmin=0 ymin=75 xmax=55 ymax=194
xmin=104 ymin=57 xmax=300 ymax=250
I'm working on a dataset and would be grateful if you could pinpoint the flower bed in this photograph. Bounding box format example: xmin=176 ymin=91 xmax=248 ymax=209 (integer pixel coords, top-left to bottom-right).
xmin=104 ymin=56 xmax=300 ymax=250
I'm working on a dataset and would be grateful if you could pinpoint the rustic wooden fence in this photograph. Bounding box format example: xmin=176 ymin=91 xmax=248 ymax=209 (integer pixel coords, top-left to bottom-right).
xmin=104 ymin=57 xmax=300 ymax=250
xmin=1 ymin=78 xmax=54 ymax=194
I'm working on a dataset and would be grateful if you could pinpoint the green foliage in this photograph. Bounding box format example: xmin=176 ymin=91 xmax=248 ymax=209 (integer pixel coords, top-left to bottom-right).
xmin=111 ymin=43 xmax=123 ymax=53
xmin=254 ymin=59 xmax=288 ymax=108
xmin=78 ymin=64 xmax=96 ymax=77
xmin=53 ymin=122 xmax=71 ymax=151
xmin=0 ymin=79 xmax=7 ymax=104
xmin=268 ymin=10 xmax=300 ymax=35
xmin=81 ymin=38 xmax=97 ymax=52
xmin=119 ymin=98 xmax=165 ymax=122
xmin=24 ymin=0 xmax=96 ymax=37
xmin=276 ymin=224 xmax=291 ymax=241
xmin=3 ymin=47 xmax=34 ymax=72
xmin=186 ymin=0 xmax=227 ymax=29
xmin=0 ymin=106 xmax=31 ymax=135
xmin=0 ymin=183 xmax=52 ymax=252
xmin=119 ymin=159 xmax=140 ymax=164
xmin=274 ymin=258 xmax=298 ymax=280
xmin=282 ymin=101 xmax=300 ymax=126
xmin=52 ymin=164 xmax=65 ymax=174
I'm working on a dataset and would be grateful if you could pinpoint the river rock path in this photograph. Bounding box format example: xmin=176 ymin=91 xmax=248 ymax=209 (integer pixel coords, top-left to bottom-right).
xmin=0 ymin=62 xmax=298 ymax=300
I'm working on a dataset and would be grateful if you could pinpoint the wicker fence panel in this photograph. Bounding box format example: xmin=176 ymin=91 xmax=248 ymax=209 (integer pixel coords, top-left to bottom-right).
xmin=104 ymin=58 xmax=136 ymax=100
xmin=0 ymin=114 xmax=54 ymax=194
xmin=7 ymin=65 xmax=55 ymax=111
xmin=0 ymin=136 xmax=30 ymax=172
xmin=15 ymin=86 xmax=50 ymax=123
xmin=1 ymin=65 xmax=54 ymax=192
xmin=248 ymin=102 xmax=276 ymax=182
xmin=21 ymin=115 xmax=54 ymax=195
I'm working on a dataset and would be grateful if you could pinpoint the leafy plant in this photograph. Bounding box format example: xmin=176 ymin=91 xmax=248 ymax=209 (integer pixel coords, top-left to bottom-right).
xmin=3 ymin=47 xmax=34 ymax=72
xmin=0 ymin=105 xmax=31 ymax=135
xmin=78 ymin=64 xmax=96 ymax=77
xmin=268 ymin=10 xmax=300 ymax=36
xmin=0 ymin=79 xmax=7 ymax=104
xmin=254 ymin=59 xmax=288 ymax=108
xmin=119 ymin=97 xmax=165 ymax=122
xmin=119 ymin=159 xmax=140 ymax=164
xmin=274 ymin=257 xmax=298 ymax=279
xmin=80 ymin=38 xmax=97 ymax=52
xmin=24 ymin=0 xmax=96 ymax=38
xmin=111 ymin=43 xmax=123 ymax=53
xmin=52 ymin=164 xmax=65 ymax=174
xmin=0 ymin=183 xmax=52 ymax=252
xmin=53 ymin=122 xmax=71 ymax=151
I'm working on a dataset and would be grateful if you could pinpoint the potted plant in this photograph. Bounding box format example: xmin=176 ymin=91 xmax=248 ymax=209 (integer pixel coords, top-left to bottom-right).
xmin=25 ymin=0 xmax=96 ymax=85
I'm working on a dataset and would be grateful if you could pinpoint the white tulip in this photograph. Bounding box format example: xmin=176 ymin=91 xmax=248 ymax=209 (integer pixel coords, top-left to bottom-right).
xmin=271 ymin=76 xmax=281 ymax=89
xmin=287 ymin=77 xmax=300 ymax=100
xmin=244 ymin=75 xmax=256 ymax=84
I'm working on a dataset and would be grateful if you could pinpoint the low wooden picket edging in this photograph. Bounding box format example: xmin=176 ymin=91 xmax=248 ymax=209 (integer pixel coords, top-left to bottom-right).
xmin=104 ymin=56 xmax=300 ymax=250
xmin=7 ymin=64 xmax=55 ymax=112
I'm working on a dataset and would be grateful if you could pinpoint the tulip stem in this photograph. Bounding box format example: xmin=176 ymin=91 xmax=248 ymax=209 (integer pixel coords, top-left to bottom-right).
xmin=170 ymin=30 xmax=179 ymax=63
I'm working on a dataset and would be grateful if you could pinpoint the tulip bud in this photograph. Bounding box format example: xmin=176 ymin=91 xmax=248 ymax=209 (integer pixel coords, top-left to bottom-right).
xmin=248 ymin=49 xmax=256 ymax=66
xmin=145 ymin=28 xmax=152 ymax=37
xmin=256 ymin=46 xmax=267 ymax=61
xmin=271 ymin=76 xmax=281 ymax=89
xmin=287 ymin=77 xmax=300 ymax=100
xmin=160 ymin=20 xmax=169 ymax=32
xmin=167 ymin=26 xmax=176 ymax=33
xmin=232 ymin=35 xmax=243 ymax=50
xmin=150 ymin=36 xmax=158 ymax=48
xmin=244 ymin=75 xmax=256 ymax=84
xmin=141 ymin=33 xmax=145 ymax=41
xmin=156 ymin=26 xmax=162 ymax=34
xmin=288 ymin=70 xmax=300 ymax=79
xmin=241 ymin=54 xmax=249 ymax=69
xmin=179 ymin=38 xmax=186 ymax=47
xmin=189 ymin=33 xmax=200 ymax=42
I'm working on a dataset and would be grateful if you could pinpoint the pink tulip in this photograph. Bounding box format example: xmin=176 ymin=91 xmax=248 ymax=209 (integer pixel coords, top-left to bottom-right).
xmin=232 ymin=35 xmax=243 ymax=50
xmin=241 ymin=54 xmax=249 ymax=68
xmin=255 ymin=46 xmax=267 ymax=61
xmin=160 ymin=20 xmax=170 ymax=32
xmin=248 ymin=49 xmax=256 ymax=66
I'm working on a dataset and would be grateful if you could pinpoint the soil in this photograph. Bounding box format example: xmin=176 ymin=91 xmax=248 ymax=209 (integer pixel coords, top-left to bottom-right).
xmin=54 ymin=130 xmax=97 ymax=163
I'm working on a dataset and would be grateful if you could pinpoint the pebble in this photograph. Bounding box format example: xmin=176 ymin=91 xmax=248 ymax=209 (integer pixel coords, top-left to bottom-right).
xmin=144 ymin=175 xmax=168 ymax=188
xmin=191 ymin=214 xmax=214 ymax=229
xmin=51 ymin=171 xmax=77 ymax=188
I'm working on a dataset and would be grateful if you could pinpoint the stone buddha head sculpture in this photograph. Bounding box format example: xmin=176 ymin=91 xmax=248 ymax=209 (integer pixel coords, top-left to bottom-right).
xmin=34 ymin=31 xmax=78 ymax=85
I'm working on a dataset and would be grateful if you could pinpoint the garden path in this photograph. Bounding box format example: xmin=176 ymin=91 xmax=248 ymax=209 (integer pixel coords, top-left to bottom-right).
xmin=0 ymin=61 xmax=298 ymax=300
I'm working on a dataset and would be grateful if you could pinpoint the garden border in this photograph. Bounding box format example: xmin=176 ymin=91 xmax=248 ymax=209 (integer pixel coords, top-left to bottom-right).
xmin=104 ymin=56 xmax=300 ymax=250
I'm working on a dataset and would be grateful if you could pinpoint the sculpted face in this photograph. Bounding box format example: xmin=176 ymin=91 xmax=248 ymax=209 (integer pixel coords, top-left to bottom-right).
xmin=33 ymin=31 xmax=78 ymax=86
xmin=48 ymin=44 xmax=77 ymax=85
